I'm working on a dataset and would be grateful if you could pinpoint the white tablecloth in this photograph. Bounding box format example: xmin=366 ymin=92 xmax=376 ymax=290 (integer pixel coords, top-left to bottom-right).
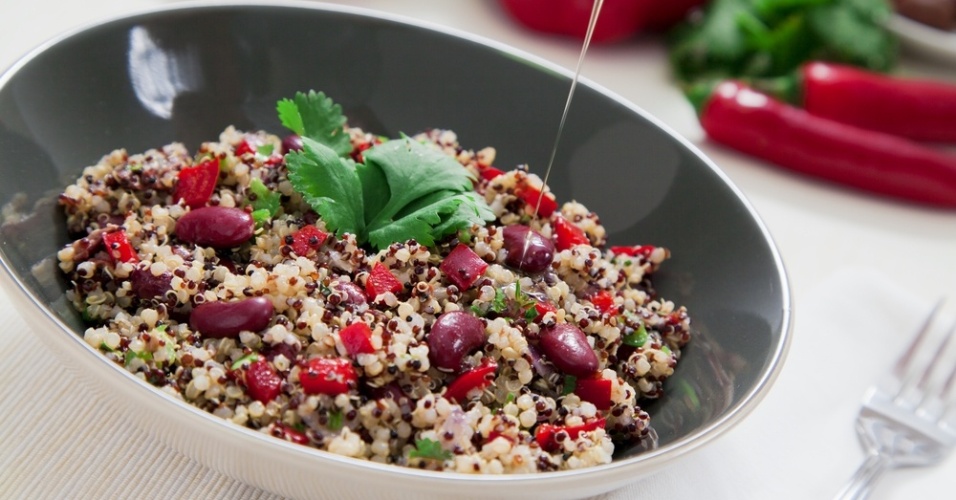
xmin=2 ymin=1 xmax=955 ymax=498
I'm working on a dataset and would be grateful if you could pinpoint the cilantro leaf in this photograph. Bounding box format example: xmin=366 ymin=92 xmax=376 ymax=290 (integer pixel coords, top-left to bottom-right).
xmin=668 ymin=0 xmax=896 ymax=85
xmin=277 ymin=91 xmax=352 ymax=156
xmin=281 ymin=92 xmax=495 ymax=250
xmin=361 ymin=138 xmax=475 ymax=229
xmin=409 ymin=438 xmax=452 ymax=461
xmin=286 ymin=137 xmax=366 ymax=240
xmin=248 ymin=178 xmax=281 ymax=217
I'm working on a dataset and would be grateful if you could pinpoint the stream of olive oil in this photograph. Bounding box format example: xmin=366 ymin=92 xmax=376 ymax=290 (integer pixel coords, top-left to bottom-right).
xmin=520 ymin=0 xmax=604 ymax=264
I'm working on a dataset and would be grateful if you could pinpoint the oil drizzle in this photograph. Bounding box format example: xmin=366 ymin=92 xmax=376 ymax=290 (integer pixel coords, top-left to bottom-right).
xmin=520 ymin=0 xmax=604 ymax=264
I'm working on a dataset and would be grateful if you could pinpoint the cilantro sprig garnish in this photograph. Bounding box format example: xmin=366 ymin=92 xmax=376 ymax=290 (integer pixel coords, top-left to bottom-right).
xmin=280 ymin=91 xmax=495 ymax=250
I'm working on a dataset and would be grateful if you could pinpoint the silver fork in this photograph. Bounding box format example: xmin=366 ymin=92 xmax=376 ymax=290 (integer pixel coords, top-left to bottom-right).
xmin=835 ymin=300 xmax=956 ymax=500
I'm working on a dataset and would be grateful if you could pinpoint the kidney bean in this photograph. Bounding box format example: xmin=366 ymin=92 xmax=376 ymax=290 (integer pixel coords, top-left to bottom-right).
xmin=282 ymin=134 xmax=303 ymax=154
xmin=130 ymin=267 xmax=172 ymax=300
xmin=189 ymin=297 xmax=274 ymax=339
xmin=335 ymin=281 xmax=367 ymax=306
xmin=539 ymin=323 xmax=599 ymax=377
xmin=176 ymin=206 xmax=254 ymax=249
xmin=502 ymin=225 xmax=554 ymax=274
xmin=427 ymin=311 xmax=486 ymax=373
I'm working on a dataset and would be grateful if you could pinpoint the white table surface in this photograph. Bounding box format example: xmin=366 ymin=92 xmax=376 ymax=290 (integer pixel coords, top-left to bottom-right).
xmin=1 ymin=1 xmax=955 ymax=499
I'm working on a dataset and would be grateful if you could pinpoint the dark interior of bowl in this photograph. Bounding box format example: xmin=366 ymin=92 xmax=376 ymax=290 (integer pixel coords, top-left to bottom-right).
xmin=0 ymin=4 xmax=788 ymax=459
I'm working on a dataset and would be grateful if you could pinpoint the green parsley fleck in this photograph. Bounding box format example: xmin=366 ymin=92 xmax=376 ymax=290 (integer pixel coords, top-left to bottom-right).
xmin=230 ymin=353 xmax=260 ymax=370
xmin=622 ymin=324 xmax=649 ymax=347
xmin=409 ymin=438 xmax=452 ymax=461
xmin=562 ymin=375 xmax=577 ymax=395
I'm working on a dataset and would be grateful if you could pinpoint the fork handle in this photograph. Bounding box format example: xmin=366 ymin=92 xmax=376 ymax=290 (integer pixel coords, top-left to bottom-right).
xmin=834 ymin=453 xmax=892 ymax=500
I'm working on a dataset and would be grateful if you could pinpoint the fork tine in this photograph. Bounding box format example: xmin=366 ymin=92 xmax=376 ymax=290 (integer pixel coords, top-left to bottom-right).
xmin=893 ymin=299 xmax=944 ymax=398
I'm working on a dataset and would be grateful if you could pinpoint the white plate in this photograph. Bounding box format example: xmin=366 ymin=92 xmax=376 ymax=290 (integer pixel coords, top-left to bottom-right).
xmin=887 ymin=14 xmax=956 ymax=63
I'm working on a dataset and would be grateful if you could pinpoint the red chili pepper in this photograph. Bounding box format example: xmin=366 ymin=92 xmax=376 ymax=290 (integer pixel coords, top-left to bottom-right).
xmin=290 ymin=225 xmax=328 ymax=257
xmin=516 ymin=184 xmax=558 ymax=218
xmin=552 ymin=214 xmax=589 ymax=251
xmin=365 ymin=263 xmax=404 ymax=300
xmin=174 ymin=158 xmax=219 ymax=208
xmin=242 ymin=359 xmax=283 ymax=403
xmin=340 ymin=321 xmax=375 ymax=357
xmin=534 ymin=417 xmax=606 ymax=452
xmin=299 ymin=357 xmax=357 ymax=396
xmin=444 ymin=360 xmax=498 ymax=403
xmin=573 ymin=375 xmax=612 ymax=410
xmin=440 ymin=244 xmax=488 ymax=291
xmin=690 ymin=80 xmax=956 ymax=208
xmin=500 ymin=0 xmax=659 ymax=43
xmin=793 ymin=62 xmax=956 ymax=143
xmin=102 ymin=230 xmax=138 ymax=264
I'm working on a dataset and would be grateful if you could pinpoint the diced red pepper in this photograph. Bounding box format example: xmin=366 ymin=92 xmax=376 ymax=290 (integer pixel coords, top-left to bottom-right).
xmin=340 ymin=321 xmax=375 ymax=357
xmin=534 ymin=417 xmax=607 ymax=452
xmin=102 ymin=230 xmax=138 ymax=264
xmin=609 ymin=245 xmax=656 ymax=258
xmin=573 ymin=375 xmax=612 ymax=410
xmin=351 ymin=141 xmax=374 ymax=163
xmin=242 ymin=359 xmax=283 ymax=403
xmin=365 ymin=263 xmax=404 ymax=300
xmin=444 ymin=360 xmax=498 ymax=403
xmin=479 ymin=166 xmax=505 ymax=181
xmin=552 ymin=215 xmax=589 ymax=251
xmin=234 ymin=140 xmax=256 ymax=157
xmin=174 ymin=158 xmax=220 ymax=208
xmin=588 ymin=290 xmax=617 ymax=315
xmin=440 ymin=244 xmax=488 ymax=291
xmin=290 ymin=225 xmax=328 ymax=257
xmin=516 ymin=185 xmax=558 ymax=218
xmin=269 ymin=422 xmax=310 ymax=445
xmin=299 ymin=357 xmax=358 ymax=396
xmin=533 ymin=300 xmax=557 ymax=322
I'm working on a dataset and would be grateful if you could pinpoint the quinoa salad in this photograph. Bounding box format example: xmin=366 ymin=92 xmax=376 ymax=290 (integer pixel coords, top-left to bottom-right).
xmin=56 ymin=91 xmax=691 ymax=473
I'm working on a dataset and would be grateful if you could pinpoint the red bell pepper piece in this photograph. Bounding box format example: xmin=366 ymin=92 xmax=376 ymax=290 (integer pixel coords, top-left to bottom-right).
xmin=609 ymin=245 xmax=656 ymax=258
xmin=573 ymin=375 xmax=612 ymax=410
xmin=690 ymin=80 xmax=956 ymax=208
xmin=102 ymin=230 xmax=138 ymax=264
xmin=534 ymin=417 xmax=606 ymax=452
xmin=444 ymin=360 xmax=498 ymax=403
xmin=552 ymin=215 xmax=589 ymax=251
xmin=290 ymin=225 xmax=328 ymax=257
xmin=516 ymin=184 xmax=558 ymax=218
xmin=340 ymin=321 xmax=375 ymax=357
xmin=479 ymin=166 xmax=505 ymax=181
xmin=242 ymin=359 xmax=283 ymax=403
xmin=794 ymin=62 xmax=956 ymax=143
xmin=440 ymin=244 xmax=488 ymax=291
xmin=588 ymin=290 xmax=616 ymax=315
xmin=234 ymin=140 xmax=256 ymax=157
xmin=365 ymin=263 xmax=404 ymax=299
xmin=174 ymin=158 xmax=219 ymax=208
xmin=299 ymin=357 xmax=357 ymax=396
xmin=534 ymin=300 xmax=557 ymax=322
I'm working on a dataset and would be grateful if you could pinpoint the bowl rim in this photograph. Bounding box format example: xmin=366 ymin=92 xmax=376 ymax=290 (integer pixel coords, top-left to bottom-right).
xmin=0 ymin=0 xmax=794 ymax=487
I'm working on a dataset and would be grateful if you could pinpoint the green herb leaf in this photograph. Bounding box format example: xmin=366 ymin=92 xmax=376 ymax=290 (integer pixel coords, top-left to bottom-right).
xmin=668 ymin=0 xmax=896 ymax=85
xmin=281 ymin=93 xmax=494 ymax=250
xmin=409 ymin=438 xmax=452 ymax=461
xmin=256 ymin=144 xmax=275 ymax=157
xmin=230 ymin=353 xmax=260 ymax=370
xmin=562 ymin=375 xmax=577 ymax=395
xmin=491 ymin=289 xmax=508 ymax=314
xmin=249 ymin=178 xmax=281 ymax=217
xmin=622 ymin=324 xmax=649 ymax=347
xmin=328 ymin=410 xmax=344 ymax=431
xmin=277 ymin=90 xmax=352 ymax=156
xmin=286 ymin=138 xmax=366 ymax=240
